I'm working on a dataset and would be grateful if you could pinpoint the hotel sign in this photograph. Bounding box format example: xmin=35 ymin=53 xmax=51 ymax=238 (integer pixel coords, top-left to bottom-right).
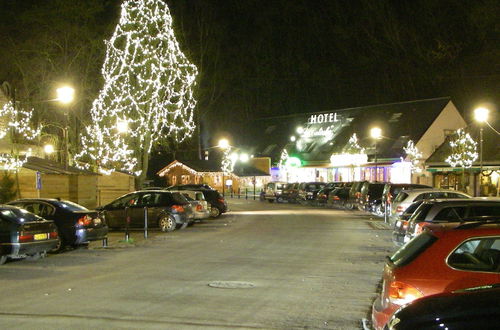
xmin=308 ymin=112 xmax=339 ymax=125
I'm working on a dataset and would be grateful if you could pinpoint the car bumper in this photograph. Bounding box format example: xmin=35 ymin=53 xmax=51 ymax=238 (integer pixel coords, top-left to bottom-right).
xmin=75 ymin=226 xmax=108 ymax=244
xmin=172 ymin=213 xmax=189 ymax=225
xmin=371 ymin=297 xmax=397 ymax=330
xmin=194 ymin=210 xmax=210 ymax=219
xmin=5 ymin=239 xmax=59 ymax=257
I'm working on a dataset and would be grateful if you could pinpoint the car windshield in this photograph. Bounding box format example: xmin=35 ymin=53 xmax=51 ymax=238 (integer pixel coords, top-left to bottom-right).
xmin=390 ymin=232 xmax=438 ymax=267
xmin=0 ymin=208 xmax=43 ymax=223
xmin=57 ymin=200 xmax=88 ymax=211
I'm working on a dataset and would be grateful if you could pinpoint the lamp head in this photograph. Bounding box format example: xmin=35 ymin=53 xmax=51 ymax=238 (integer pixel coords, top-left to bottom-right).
xmin=218 ymin=138 xmax=230 ymax=149
xmin=44 ymin=144 xmax=55 ymax=154
xmin=370 ymin=127 xmax=382 ymax=140
xmin=474 ymin=107 xmax=489 ymax=123
xmin=56 ymin=86 xmax=75 ymax=104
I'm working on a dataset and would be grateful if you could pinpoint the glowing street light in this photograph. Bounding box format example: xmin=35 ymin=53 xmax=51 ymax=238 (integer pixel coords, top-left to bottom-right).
xmin=56 ymin=86 xmax=75 ymax=104
xmin=370 ymin=127 xmax=382 ymax=140
xmin=239 ymin=153 xmax=249 ymax=162
xmin=218 ymin=138 xmax=230 ymax=149
xmin=474 ymin=107 xmax=489 ymax=123
xmin=290 ymin=136 xmax=296 ymax=142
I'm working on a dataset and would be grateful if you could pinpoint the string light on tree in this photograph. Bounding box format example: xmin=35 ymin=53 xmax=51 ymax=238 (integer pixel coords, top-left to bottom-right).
xmin=403 ymin=140 xmax=423 ymax=173
xmin=75 ymin=0 xmax=198 ymax=187
xmin=0 ymin=102 xmax=40 ymax=170
xmin=445 ymin=128 xmax=478 ymax=168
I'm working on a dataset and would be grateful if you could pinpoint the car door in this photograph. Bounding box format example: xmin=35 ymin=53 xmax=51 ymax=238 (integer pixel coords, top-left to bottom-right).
xmin=135 ymin=192 xmax=163 ymax=227
xmin=0 ymin=216 xmax=13 ymax=256
xmin=104 ymin=193 xmax=137 ymax=228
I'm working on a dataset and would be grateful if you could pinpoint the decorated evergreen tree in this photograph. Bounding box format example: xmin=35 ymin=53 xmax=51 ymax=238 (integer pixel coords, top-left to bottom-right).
xmin=445 ymin=128 xmax=478 ymax=191
xmin=342 ymin=133 xmax=365 ymax=155
xmin=76 ymin=0 xmax=198 ymax=187
xmin=0 ymin=101 xmax=40 ymax=170
xmin=403 ymin=140 xmax=423 ymax=173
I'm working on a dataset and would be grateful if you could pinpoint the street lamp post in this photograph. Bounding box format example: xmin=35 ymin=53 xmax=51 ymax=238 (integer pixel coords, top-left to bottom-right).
xmin=474 ymin=107 xmax=489 ymax=196
xmin=56 ymin=86 xmax=75 ymax=169
xmin=370 ymin=127 xmax=382 ymax=181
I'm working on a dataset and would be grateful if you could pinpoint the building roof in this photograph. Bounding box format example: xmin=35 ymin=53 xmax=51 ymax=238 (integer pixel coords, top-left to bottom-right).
xmin=247 ymin=97 xmax=453 ymax=164
xmin=426 ymin=124 xmax=500 ymax=167
xmin=157 ymin=159 xmax=269 ymax=177
xmin=23 ymin=157 xmax=98 ymax=175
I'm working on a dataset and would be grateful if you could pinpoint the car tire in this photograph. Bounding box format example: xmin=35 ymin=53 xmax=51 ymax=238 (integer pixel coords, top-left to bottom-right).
xmin=158 ymin=216 xmax=176 ymax=232
xmin=0 ymin=255 xmax=7 ymax=265
xmin=51 ymin=237 xmax=66 ymax=253
xmin=210 ymin=206 xmax=221 ymax=218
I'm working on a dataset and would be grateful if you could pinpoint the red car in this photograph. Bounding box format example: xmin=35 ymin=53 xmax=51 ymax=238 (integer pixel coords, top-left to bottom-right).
xmin=371 ymin=223 xmax=500 ymax=330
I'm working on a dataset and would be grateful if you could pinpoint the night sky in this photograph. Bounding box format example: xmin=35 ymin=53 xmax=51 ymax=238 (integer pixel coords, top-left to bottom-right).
xmin=0 ymin=0 xmax=498 ymax=156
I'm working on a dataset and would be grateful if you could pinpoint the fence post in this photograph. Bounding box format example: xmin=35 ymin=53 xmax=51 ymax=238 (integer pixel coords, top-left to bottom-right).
xmin=125 ymin=206 xmax=130 ymax=242
xmin=245 ymin=188 xmax=248 ymax=199
xmin=238 ymin=188 xmax=241 ymax=199
xmin=102 ymin=237 xmax=108 ymax=248
xmin=144 ymin=206 xmax=148 ymax=239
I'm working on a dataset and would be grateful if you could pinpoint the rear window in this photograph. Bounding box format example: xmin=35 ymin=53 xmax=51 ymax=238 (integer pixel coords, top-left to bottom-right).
xmin=0 ymin=208 xmax=43 ymax=223
xmin=172 ymin=192 xmax=190 ymax=205
xmin=411 ymin=203 xmax=434 ymax=222
xmin=448 ymin=237 xmax=500 ymax=272
xmin=276 ymin=184 xmax=286 ymax=189
xmin=469 ymin=205 xmax=500 ymax=217
xmin=434 ymin=207 xmax=467 ymax=221
xmin=394 ymin=192 xmax=409 ymax=203
xmin=390 ymin=232 xmax=438 ymax=267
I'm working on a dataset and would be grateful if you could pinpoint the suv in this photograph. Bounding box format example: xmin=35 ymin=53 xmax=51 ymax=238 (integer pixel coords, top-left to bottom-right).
xmin=346 ymin=181 xmax=367 ymax=209
xmin=297 ymin=182 xmax=326 ymax=202
xmin=391 ymin=188 xmax=471 ymax=224
xmin=358 ymin=182 xmax=386 ymax=214
xmin=404 ymin=198 xmax=500 ymax=243
xmin=167 ymin=185 xmax=227 ymax=218
xmin=281 ymin=183 xmax=300 ymax=203
xmin=382 ymin=183 xmax=430 ymax=213
xmin=100 ymin=190 xmax=193 ymax=231
xmin=264 ymin=182 xmax=287 ymax=203
xmin=372 ymin=223 xmax=500 ymax=329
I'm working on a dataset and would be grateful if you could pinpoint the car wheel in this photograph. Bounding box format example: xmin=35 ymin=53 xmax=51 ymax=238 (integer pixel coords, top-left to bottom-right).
xmin=0 ymin=255 xmax=7 ymax=265
xmin=51 ymin=237 xmax=66 ymax=253
xmin=210 ymin=206 xmax=221 ymax=218
xmin=158 ymin=216 xmax=176 ymax=232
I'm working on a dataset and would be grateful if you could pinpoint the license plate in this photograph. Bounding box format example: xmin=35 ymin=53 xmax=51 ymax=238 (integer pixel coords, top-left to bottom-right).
xmin=34 ymin=233 xmax=48 ymax=240
xmin=94 ymin=218 xmax=101 ymax=225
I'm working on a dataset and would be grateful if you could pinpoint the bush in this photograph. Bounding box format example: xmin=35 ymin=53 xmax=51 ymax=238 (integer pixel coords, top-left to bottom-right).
xmin=0 ymin=172 xmax=17 ymax=203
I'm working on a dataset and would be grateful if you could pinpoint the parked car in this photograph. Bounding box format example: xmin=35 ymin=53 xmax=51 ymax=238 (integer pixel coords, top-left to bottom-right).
xmin=386 ymin=284 xmax=500 ymax=329
xmin=297 ymin=182 xmax=326 ymax=202
xmin=346 ymin=181 xmax=367 ymax=209
xmin=371 ymin=223 xmax=500 ymax=329
xmin=173 ymin=190 xmax=210 ymax=221
xmin=358 ymin=182 xmax=386 ymax=214
xmin=8 ymin=198 xmax=108 ymax=252
xmin=327 ymin=186 xmax=351 ymax=208
xmin=390 ymin=188 xmax=471 ymax=224
xmin=404 ymin=198 xmax=500 ymax=243
xmin=391 ymin=200 xmax=424 ymax=246
xmin=316 ymin=186 xmax=339 ymax=205
xmin=99 ymin=190 xmax=193 ymax=231
xmin=0 ymin=205 xmax=59 ymax=264
xmin=382 ymin=183 xmax=430 ymax=214
xmin=167 ymin=185 xmax=228 ymax=218
xmin=281 ymin=183 xmax=300 ymax=203
xmin=263 ymin=181 xmax=287 ymax=203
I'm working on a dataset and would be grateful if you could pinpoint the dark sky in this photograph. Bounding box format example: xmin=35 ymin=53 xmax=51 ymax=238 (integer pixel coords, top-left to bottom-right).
xmin=0 ymin=0 xmax=498 ymax=151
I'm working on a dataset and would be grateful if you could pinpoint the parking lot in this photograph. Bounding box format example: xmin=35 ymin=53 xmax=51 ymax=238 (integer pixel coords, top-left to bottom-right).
xmin=0 ymin=198 xmax=394 ymax=329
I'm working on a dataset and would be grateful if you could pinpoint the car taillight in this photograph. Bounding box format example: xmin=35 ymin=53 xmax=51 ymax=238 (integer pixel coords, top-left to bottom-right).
xmin=333 ymin=196 xmax=340 ymax=201
xmin=355 ymin=192 xmax=361 ymax=198
xmin=19 ymin=232 xmax=34 ymax=242
xmin=77 ymin=215 xmax=93 ymax=226
xmin=388 ymin=281 xmax=423 ymax=305
xmin=171 ymin=205 xmax=184 ymax=213
xmin=49 ymin=231 xmax=58 ymax=239
xmin=196 ymin=204 xmax=203 ymax=211
xmin=396 ymin=206 xmax=404 ymax=213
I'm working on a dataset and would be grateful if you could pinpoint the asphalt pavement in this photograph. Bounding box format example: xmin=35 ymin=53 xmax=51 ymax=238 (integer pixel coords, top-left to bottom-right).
xmin=0 ymin=198 xmax=394 ymax=329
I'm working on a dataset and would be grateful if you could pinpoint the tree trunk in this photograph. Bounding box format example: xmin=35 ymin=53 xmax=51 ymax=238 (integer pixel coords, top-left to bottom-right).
xmin=136 ymin=131 xmax=152 ymax=190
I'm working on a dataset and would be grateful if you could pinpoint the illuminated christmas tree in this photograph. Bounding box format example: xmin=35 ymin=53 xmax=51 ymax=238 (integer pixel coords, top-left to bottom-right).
xmin=342 ymin=133 xmax=365 ymax=155
xmin=403 ymin=140 xmax=423 ymax=173
xmin=0 ymin=101 xmax=40 ymax=170
xmin=445 ymin=128 xmax=478 ymax=169
xmin=76 ymin=0 xmax=198 ymax=187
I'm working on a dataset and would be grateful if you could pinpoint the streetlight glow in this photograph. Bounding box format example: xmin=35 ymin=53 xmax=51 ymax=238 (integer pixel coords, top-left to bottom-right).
xmin=44 ymin=144 xmax=55 ymax=154
xmin=290 ymin=136 xmax=296 ymax=142
xmin=230 ymin=152 xmax=239 ymax=163
xmin=239 ymin=153 xmax=249 ymax=162
xmin=218 ymin=138 xmax=230 ymax=149
xmin=474 ymin=107 xmax=489 ymax=123
xmin=370 ymin=127 xmax=382 ymax=140
xmin=56 ymin=86 xmax=75 ymax=104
